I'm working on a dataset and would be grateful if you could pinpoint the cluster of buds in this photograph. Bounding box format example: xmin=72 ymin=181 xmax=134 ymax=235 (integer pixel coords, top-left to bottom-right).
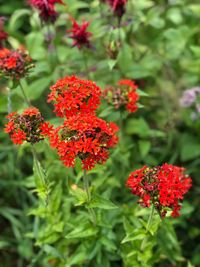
xmin=28 ymin=0 xmax=64 ymax=23
xmin=103 ymin=79 xmax=139 ymax=113
xmin=106 ymin=40 xmax=122 ymax=59
xmin=68 ymin=19 xmax=92 ymax=49
xmin=0 ymin=48 xmax=34 ymax=80
xmin=4 ymin=107 xmax=52 ymax=145
xmin=126 ymin=163 xmax=192 ymax=218
xmin=48 ymin=114 xmax=118 ymax=170
xmin=47 ymin=75 xmax=119 ymax=170
xmin=0 ymin=17 xmax=8 ymax=48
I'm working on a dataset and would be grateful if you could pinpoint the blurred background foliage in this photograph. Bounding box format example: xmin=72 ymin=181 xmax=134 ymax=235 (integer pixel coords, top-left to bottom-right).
xmin=0 ymin=0 xmax=200 ymax=266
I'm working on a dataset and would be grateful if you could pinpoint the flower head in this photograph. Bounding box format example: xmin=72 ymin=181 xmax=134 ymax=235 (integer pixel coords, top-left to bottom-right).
xmin=107 ymin=0 xmax=127 ymax=18
xmin=4 ymin=107 xmax=50 ymax=145
xmin=68 ymin=19 xmax=92 ymax=49
xmin=0 ymin=48 xmax=34 ymax=80
xmin=28 ymin=0 xmax=63 ymax=23
xmin=126 ymin=163 xmax=192 ymax=218
xmin=48 ymin=75 xmax=101 ymax=117
xmin=103 ymin=79 xmax=139 ymax=113
xmin=180 ymin=86 xmax=200 ymax=121
xmin=46 ymin=114 xmax=119 ymax=170
xmin=0 ymin=17 xmax=8 ymax=48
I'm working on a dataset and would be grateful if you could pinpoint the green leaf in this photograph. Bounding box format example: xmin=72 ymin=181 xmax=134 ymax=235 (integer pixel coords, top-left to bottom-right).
xmin=65 ymin=225 xmax=98 ymax=239
xmin=137 ymin=88 xmax=149 ymax=97
xmin=180 ymin=134 xmax=200 ymax=161
xmin=138 ymin=140 xmax=151 ymax=158
xmin=88 ymin=195 xmax=118 ymax=210
xmin=121 ymin=229 xmax=146 ymax=243
xmin=49 ymin=182 xmax=62 ymax=212
xmin=26 ymin=77 xmax=51 ymax=100
xmin=126 ymin=118 xmax=151 ymax=137
xmin=167 ymin=8 xmax=183 ymax=25
xmin=9 ymin=9 xmax=31 ymax=32
xmin=70 ymin=186 xmax=87 ymax=206
xmin=108 ymin=59 xmax=117 ymax=70
xmin=117 ymin=44 xmax=133 ymax=74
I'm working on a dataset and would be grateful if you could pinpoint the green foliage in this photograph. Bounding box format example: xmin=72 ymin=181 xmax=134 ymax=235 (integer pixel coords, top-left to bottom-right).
xmin=1 ymin=0 xmax=200 ymax=266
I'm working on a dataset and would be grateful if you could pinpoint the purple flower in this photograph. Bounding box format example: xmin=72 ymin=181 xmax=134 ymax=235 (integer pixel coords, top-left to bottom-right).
xmin=180 ymin=87 xmax=200 ymax=107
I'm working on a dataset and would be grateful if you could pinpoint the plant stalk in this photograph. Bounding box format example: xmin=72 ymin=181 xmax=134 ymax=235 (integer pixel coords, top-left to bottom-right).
xmin=140 ymin=205 xmax=155 ymax=251
xmin=19 ymin=81 xmax=31 ymax=106
xmin=83 ymin=170 xmax=96 ymax=225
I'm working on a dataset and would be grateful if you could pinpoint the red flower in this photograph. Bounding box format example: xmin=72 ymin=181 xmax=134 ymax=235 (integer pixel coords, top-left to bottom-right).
xmin=107 ymin=0 xmax=127 ymax=18
xmin=0 ymin=48 xmax=34 ymax=80
xmin=0 ymin=17 xmax=8 ymax=48
xmin=4 ymin=107 xmax=49 ymax=145
xmin=39 ymin=121 xmax=54 ymax=136
xmin=4 ymin=121 xmax=15 ymax=133
xmin=126 ymin=163 xmax=192 ymax=218
xmin=118 ymin=79 xmax=138 ymax=90
xmin=11 ymin=129 xmax=26 ymax=145
xmin=103 ymin=79 xmax=140 ymax=113
xmin=46 ymin=114 xmax=119 ymax=170
xmin=48 ymin=75 xmax=101 ymax=117
xmin=28 ymin=0 xmax=63 ymax=23
xmin=0 ymin=48 xmax=10 ymax=58
xmin=22 ymin=107 xmax=40 ymax=116
xmin=68 ymin=19 xmax=92 ymax=49
xmin=126 ymin=90 xmax=139 ymax=112
xmin=6 ymin=57 xmax=17 ymax=69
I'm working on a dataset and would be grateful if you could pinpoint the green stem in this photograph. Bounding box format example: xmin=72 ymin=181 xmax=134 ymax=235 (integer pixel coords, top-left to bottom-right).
xmin=7 ymin=87 xmax=12 ymax=113
xmin=19 ymin=81 xmax=31 ymax=106
xmin=82 ymin=52 xmax=90 ymax=79
xmin=32 ymin=146 xmax=49 ymax=206
xmin=140 ymin=205 xmax=155 ymax=251
xmin=83 ymin=170 xmax=96 ymax=225
xmin=83 ymin=169 xmax=91 ymax=202
xmin=32 ymin=146 xmax=46 ymax=186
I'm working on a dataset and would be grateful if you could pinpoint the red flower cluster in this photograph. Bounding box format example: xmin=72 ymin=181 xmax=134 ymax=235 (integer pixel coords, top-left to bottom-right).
xmin=47 ymin=114 xmax=118 ymax=170
xmin=28 ymin=0 xmax=64 ymax=23
xmin=68 ymin=19 xmax=92 ymax=49
xmin=4 ymin=107 xmax=51 ymax=145
xmin=126 ymin=163 xmax=192 ymax=218
xmin=106 ymin=0 xmax=127 ymax=18
xmin=48 ymin=75 xmax=101 ymax=117
xmin=0 ymin=48 xmax=34 ymax=80
xmin=103 ymin=79 xmax=139 ymax=113
xmin=0 ymin=17 xmax=8 ymax=48
xmin=47 ymin=75 xmax=119 ymax=170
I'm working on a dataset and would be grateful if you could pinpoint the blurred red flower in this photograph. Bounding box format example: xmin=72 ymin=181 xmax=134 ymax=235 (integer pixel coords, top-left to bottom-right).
xmin=103 ymin=79 xmax=139 ymax=113
xmin=48 ymin=75 xmax=101 ymax=117
xmin=46 ymin=114 xmax=119 ymax=170
xmin=5 ymin=107 xmax=50 ymax=145
xmin=0 ymin=48 xmax=34 ymax=80
xmin=126 ymin=163 xmax=192 ymax=218
xmin=28 ymin=0 xmax=63 ymax=23
xmin=107 ymin=0 xmax=127 ymax=18
xmin=68 ymin=19 xmax=92 ymax=49
xmin=0 ymin=17 xmax=8 ymax=48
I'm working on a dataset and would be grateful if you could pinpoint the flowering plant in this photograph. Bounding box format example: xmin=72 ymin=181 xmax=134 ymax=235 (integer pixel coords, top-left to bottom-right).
xmin=0 ymin=48 xmax=34 ymax=80
xmin=48 ymin=75 xmax=101 ymax=117
xmin=103 ymin=79 xmax=140 ymax=113
xmin=28 ymin=0 xmax=64 ymax=23
xmin=126 ymin=163 xmax=192 ymax=217
xmin=47 ymin=114 xmax=118 ymax=169
xmin=4 ymin=107 xmax=50 ymax=144
xmin=180 ymin=86 xmax=200 ymax=121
